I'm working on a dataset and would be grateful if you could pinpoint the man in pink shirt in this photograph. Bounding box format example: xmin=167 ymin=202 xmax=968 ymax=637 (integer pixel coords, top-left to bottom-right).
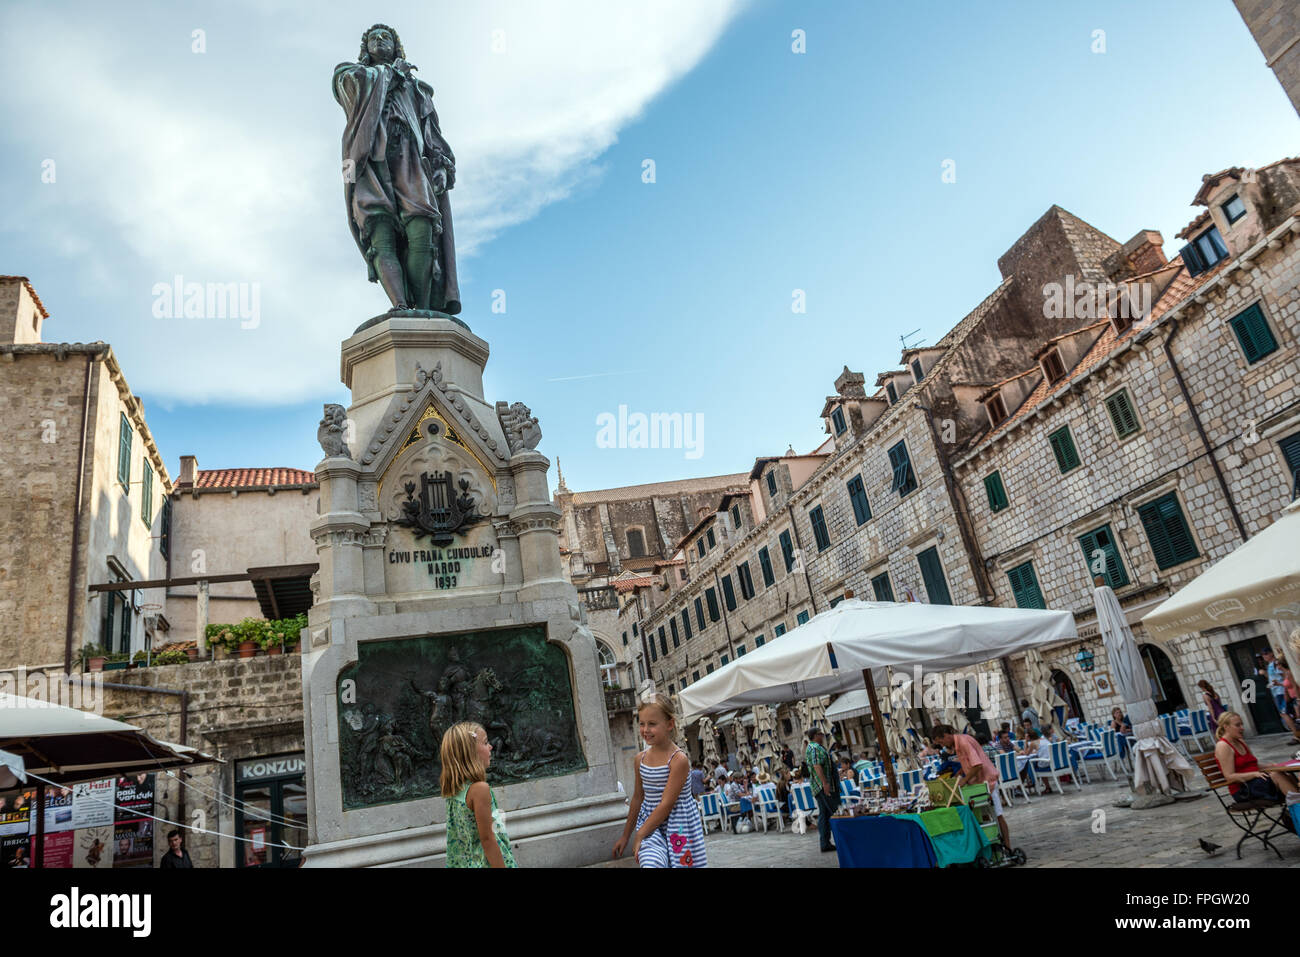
xmin=930 ymin=724 xmax=1011 ymax=850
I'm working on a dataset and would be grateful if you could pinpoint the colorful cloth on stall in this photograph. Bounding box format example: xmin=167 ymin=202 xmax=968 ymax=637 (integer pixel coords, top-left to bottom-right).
xmin=914 ymin=807 xmax=963 ymax=837
xmin=892 ymin=806 xmax=991 ymax=868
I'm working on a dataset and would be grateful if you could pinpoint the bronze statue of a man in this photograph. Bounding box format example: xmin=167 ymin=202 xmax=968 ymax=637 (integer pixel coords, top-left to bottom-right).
xmin=334 ymin=24 xmax=461 ymax=315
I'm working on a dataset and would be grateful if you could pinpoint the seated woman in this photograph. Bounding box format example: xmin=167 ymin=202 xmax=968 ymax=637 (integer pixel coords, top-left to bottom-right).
xmin=1215 ymin=711 xmax=1298 ymax=814
xmin=838 ymin=758 xmax=856 ymax=781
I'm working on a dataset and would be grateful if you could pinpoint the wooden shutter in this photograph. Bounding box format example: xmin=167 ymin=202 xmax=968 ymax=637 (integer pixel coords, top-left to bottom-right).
xmin=1105 ymin=392 xmax=1139 ymax=438
xmin=917 ymin=547 xmax=952 ymax=605
xmin=1138 ymin=494 xmax=1198 ymax=569
xmin=985 ymin=472 xmax=1008 ymax=512
xmin=1230 ymin=304 xmax=1278 ymax=364
xmin=1007 ymin=562 xmax=1045 ymax=609
xmin=1049 ymin=427 xmax=1079 ymax=472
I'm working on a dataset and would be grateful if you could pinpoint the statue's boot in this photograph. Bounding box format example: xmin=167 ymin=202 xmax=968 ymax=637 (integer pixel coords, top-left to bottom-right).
xmin=370 ymin=220 xmax=410 ymax=309
xmin=404 ymin=217 xmax=438 ymax=311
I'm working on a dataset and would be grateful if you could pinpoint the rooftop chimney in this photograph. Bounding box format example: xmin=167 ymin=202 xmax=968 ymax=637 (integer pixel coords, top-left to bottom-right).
xmin=178 ymin=455 xmax=198 ymax=487
xmin=0 ymin=276 xmax=48 ymax=345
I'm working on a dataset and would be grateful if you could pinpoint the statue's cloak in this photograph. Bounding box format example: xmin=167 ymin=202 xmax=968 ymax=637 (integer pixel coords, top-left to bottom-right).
xmin=334 ymin=60 xmax=461 ymax=314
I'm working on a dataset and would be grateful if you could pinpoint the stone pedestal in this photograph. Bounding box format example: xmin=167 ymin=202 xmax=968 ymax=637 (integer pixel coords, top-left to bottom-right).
xmin=301 ymin=317 xmax=626 ymax=867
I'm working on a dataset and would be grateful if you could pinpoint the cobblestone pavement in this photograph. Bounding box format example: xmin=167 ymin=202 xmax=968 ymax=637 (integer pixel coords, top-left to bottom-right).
xmin=589 ymin=733 xmax=1300 ymax=868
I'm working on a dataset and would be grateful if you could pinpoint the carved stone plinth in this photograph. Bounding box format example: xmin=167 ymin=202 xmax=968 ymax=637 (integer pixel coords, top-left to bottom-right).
xmin=301 ymin=317 xmax=625 ymax=867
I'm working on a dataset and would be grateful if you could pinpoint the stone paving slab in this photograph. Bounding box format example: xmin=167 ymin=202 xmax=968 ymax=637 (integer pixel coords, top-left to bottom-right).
xmin=588 ymin=733 xmax=1300 ymax=869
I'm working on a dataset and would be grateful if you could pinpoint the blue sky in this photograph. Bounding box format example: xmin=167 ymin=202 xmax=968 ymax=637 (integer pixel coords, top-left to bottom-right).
xmin=2 ymin=0 xmax=1296 ymax=493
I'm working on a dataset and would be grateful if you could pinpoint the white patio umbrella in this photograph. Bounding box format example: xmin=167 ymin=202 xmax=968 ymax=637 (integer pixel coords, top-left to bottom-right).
xmin=1095 ymin=581 xmax=1195 ymax=802
xmin=752 ymin=705 xmax=779 ymax=769
xmin=678 ymin=598 xmax=1075 ymax=795
xmin=883 ymin=670 xmax=921 ymax=771
xmin=1143 ymin=499 xmax=1300 ymax=639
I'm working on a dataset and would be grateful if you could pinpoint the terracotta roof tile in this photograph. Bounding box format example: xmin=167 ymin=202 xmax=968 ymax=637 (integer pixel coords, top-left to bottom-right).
xmin=612 ymin=577 xmax=656 ymax=592
xmin=194 ymin=468 xmax=317 ymax=489
xmin=976 ymin=259 xmax=1226 ymax=445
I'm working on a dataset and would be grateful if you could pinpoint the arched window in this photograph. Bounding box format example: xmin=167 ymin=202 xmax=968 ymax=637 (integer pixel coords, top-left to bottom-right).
xmin=1049 ymin=669 xmax=1084 ymax=723
xmin=597 ymin=641 xmax=620 ymax=689
xmin=626 ymin=528 xmax=646 ymax=558
xmin=1139 ymin=644 xmax=1187 ymax=713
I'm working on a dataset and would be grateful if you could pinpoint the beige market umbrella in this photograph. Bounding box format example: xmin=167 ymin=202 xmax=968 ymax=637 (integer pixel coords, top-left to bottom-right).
xmin=697 ymin=716 xmax=720 ymax=769
xmin=1143 ymin=499 xmax=1300 ymax=639
xmin=1095 ymin=580 xmax=1195 ymax=802
xmin=752 ymin=705 xmax=779 ymax=770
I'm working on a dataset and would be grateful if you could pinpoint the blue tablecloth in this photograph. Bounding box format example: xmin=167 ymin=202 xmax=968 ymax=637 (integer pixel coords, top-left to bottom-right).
xmin=829 ymin=806 xmax=990 ymax=868
xmin=829 ymin=815 xmax=937 ymax=868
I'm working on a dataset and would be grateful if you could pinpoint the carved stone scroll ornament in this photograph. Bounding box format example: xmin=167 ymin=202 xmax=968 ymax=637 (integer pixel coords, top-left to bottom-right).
xmin=318 ymin=403 xmax=352 ymax=458
xmin=496 ymin=401 xmax=542 ymax=454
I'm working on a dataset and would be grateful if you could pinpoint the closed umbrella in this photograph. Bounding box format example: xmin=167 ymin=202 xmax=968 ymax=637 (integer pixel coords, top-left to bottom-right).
xmin=752 ymin=705 xmax=778 ymax=769
xmin=883 ymin=669 xmax=920 ymax=771
xmin=698 ymin=716 xmax=720 ymax=770
xmin=1095 ymin=580 xmax=1194 ymax=803
xmin=1023 ymin=647 xmax=1064 ymax=732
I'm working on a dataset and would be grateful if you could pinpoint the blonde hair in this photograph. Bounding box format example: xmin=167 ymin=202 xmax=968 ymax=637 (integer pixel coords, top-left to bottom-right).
xmin=439 ymin=722 xmax=487 ymax=797
xmin=1215 ymin=710 xmax=1241 ymax=739
xmin=638 ymin=693 xmax=677 ymax=726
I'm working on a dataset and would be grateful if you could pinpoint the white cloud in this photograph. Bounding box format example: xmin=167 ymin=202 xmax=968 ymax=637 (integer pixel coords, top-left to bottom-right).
xmin=0 ymin=0 xmax=745 ymax=402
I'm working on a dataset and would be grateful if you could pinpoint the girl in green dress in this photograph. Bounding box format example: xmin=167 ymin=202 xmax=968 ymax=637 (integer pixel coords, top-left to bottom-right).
xmin=440 ymin=721 xmax=516 ymax=868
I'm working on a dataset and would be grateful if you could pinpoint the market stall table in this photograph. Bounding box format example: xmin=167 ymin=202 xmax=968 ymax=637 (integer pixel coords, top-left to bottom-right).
xmin=829 ymin=806 xmax=991 ymax=868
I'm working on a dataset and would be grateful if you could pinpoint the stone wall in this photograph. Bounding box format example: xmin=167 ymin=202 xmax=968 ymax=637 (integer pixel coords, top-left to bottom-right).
xmin=1236 ymin=0 xmax=1300 ymax=116
xmin=92 ymin=654 xmax=304 ymax=868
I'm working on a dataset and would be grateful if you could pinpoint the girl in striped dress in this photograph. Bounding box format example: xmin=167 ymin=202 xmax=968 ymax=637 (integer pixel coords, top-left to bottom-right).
xmin=613 ymin=694 xmax=707 ymax=868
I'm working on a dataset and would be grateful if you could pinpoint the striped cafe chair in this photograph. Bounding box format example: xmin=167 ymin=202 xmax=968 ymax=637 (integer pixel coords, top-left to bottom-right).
xmin=699 ymin=791 xmax=725 ymax=834
xmin=1031 ymin=741 xmax=1082 ymax=794
xmin=996 ymin=749 xmax=1031 ymax=807
xmin=753 ymin=783 xmax=784 ymax=833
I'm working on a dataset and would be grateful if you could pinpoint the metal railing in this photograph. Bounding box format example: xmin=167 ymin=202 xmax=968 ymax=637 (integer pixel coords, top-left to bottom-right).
xmin=604 ymin=687 xmax=637 ymax=714
xmin=578 ymin=586 xmax=618 ymax=611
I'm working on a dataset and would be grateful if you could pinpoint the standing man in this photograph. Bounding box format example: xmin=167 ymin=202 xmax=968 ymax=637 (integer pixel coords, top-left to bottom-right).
xmin=929 ymin=724 xmax=1012 ymax=852
xmin=689 ymin=762 xmax=706 ymax=799
xmin=1019 ymin=699 xmax=1040 ymax=729
xmin=804 ymin=729 xmax=840 ymax=852
xmin=158 ymin=829 xmax=193 ymax=869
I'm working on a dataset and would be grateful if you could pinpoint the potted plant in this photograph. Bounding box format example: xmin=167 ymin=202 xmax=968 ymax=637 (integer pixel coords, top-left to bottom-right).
xmin=79 ymin=643 xmax=107 ymax=672
xmin=235 ymin=618 xmax=265 ymax=659
xmin=154 ymin=648 xmax=189 ymax=666
xmin=133 ymin=649 xmax=151 ymax=668
xmin=103 ymin=652 xmax=130 ymax=671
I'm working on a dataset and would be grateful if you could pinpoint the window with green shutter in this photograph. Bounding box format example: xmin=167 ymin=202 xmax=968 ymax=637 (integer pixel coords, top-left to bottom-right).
xmin=779 ymin=530 xmax=796 ymax=572
xmin=871 ymin=571 xmax=895 ymax=602
xmin=1136 ymin=493 xmax=1199 ymax=569
xmin=984 ymin=471 xmax=1009 ymax=513
xmin=695 ymin=597 xmax=705 ymax=631
xmin=705 ymin=587 xmax=720 ymax=622
xmin=1006 ymin=561 xmax=1046 ymax=609
xmin=1078 ymin=524 xmax=1129 ymax=588
xmin=1048 ymin=426 xmax=1080 ymax=473
xmin=847 ymin=475 xmax=872 ymax=525
xmin=1104 ymin=390 xmax=1140 ymax=439
xmin=754 ymin=634 xmax=765 ymax=648
xmin=670 ymin=617 xmax=679 ymax=647
xmin=159 ymin=498 xmax=172 ymax=558
xmin=141 ymin=462 xmax=154 ymax=528
xmin=758 ymin=546 xmax=774 ymax=587
xmin=1279 ymin=432 xmax=1300 ymax=491
xmin=774 ymin=623 xmax=786 ymax=637
xmin=721 ymin=574 xmax=737 ymax=611
xmin=916 ymin=547 xmax=952 ymax=605
xmin=1228 ymin=303 xmax=1278 ymax=365
xmin=809 ymin=505 xmax=830 ymax=551
xmin=681 ymin=609 xmax=692 ymax=640
xmin=888 ymin=441 xmax=917 ymax=496
xmin=117 ymin=412 xmax=133 ymax=491
xmin=796 ymin=610 xmax=810 ymax=626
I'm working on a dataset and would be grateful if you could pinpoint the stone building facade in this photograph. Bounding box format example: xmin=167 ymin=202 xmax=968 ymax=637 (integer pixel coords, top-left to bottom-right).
xmin=1236 ymin=0 xmax=1300 ymax=116
xmin=0 ymin=277 xmax=172 ymax=670
xmin=637 ymin=163 xmax=1300 ymax=761
xmin=954 ymin=157 xmax=1300 ymax=734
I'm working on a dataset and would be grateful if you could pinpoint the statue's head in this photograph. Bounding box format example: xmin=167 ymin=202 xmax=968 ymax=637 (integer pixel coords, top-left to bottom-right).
xmin=358 ymin=23 xmax=404 ymax=65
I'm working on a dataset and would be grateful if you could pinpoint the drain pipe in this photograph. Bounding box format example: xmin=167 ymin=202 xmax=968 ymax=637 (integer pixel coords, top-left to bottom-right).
xmin=63 ymin=352 xmax=98 ymax=675
xmin=1160 ymin=312 xmax=1248 ymax=542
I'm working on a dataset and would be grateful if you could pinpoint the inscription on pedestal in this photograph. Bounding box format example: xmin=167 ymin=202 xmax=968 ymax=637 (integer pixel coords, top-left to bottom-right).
xmin=336 ymin=625 xmax=587 ymax=810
